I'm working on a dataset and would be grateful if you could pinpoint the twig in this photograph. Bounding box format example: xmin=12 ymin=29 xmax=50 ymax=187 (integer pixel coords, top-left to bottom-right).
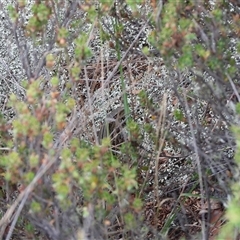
xmin=0 ymin=154 xmax=58 ymax=239
xmin=0 ymin=109 xmax=79 ymax=239
xmin=192 ymin=18 xmax=210 ymax=48
xmin=84 ymin=65 xmax=99 ymax=145
xmin=155 ymin=0 xmax=163 ymax=31
xmin=154 ymin=93 xmax=168 ymax=222
xmin=5 ymin=187 xmax=29 ymax=240
xmin=102 ymin=22 xmax=148 ymax=89
xmin=0 ymin=148 xmax=11 ymax=151
xmin=183 ymin=90 xmax=206 ymax=240
xmin=226 ymin=73 xmax=240 ymax=102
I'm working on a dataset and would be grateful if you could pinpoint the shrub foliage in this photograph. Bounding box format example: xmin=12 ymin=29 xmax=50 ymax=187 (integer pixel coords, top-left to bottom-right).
xmin=0 ymin=0 xmax=239 ymax=239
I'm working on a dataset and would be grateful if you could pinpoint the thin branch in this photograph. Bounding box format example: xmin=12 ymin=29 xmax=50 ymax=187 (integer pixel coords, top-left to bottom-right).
xmin=12 ymin=22 xmax=33 ymax=79
xmin=84 ymin=65 xmax=99 ymax=145
xmin=5 ymin=189 xmax=29 ymax=240
xmin=154 ymin=93 xmax=168 ymax=214
xmin=102 ymin=21 xmax=148 ymax=88
xmin=155 ymin=0 xmax=163 ymax=31
xmin=226 ymin=72 xmax=240 ymax=102
xmin=0 ymin=155 xmax=57 ymax=239
xmin=0 ymin=107 xmax=79 ymax=239
xmin=183 ymin=90 xmax=206 ymax=240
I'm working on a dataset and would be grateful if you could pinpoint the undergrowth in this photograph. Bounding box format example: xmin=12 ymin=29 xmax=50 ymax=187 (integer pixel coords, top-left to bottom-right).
xmin=0 ymin=1 xmax=239 ymax=240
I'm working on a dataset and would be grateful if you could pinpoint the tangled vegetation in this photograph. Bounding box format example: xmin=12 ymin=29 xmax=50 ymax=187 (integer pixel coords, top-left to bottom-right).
xmin=0 ymin=0 xmax=239 ymax=239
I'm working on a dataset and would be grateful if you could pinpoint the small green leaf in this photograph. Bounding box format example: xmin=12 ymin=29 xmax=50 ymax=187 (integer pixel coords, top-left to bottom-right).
xmin=30 ymin=200 xmax=41 ymax=213
xmin=174 ymin=109 xmax=185 ymax=121
xmin=50 ymin=76 xmax=59 ymax=87
xmin=42 ymin=131 xmax=53 ymax=149
xmin=7 ymin=5 xmax=18 ymax=21
xmin=133 ymin=198 xmax=143 ymax=211
xmin=124 ymin=212 xmax=136 ymax=229
xmin=236 ymin=103 xmax=240 ymax=115
xmin=29 ymin=153 xmax=39 ymax=168
xmin=142 ymin=46 xmax=150 ymax=55
xmin=24 ymin=171 xmax=35 ymax=183
xmin=178 ymin=46 xmax=193 ymax=69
